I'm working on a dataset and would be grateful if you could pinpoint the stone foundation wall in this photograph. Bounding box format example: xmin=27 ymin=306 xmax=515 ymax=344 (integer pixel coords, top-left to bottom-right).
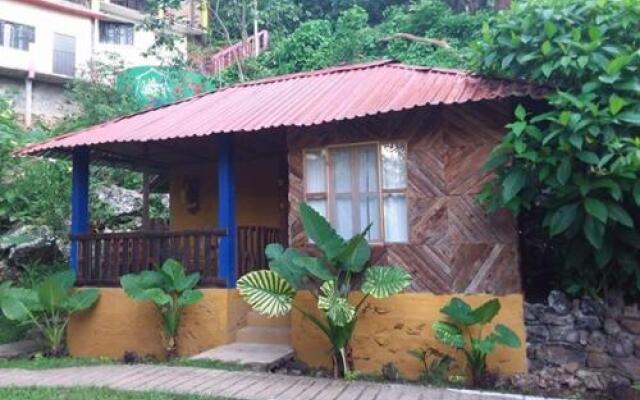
xmin=520 ymin=290 xmax=640 ymax=395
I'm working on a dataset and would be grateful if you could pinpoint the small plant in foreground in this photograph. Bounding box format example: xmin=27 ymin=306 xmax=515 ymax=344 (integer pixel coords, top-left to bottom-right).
xmin=409 ymin=347 xmax=455 ymax=386
xmin=0 ymin=271 xmax=99 ymax=356
xmin=432 ymin=297 xmax=521 ymax=387
xmin=237 ymin=202 xmax=412 ymax=378
xmin=120 ymin=259 xmax=203 ymax=358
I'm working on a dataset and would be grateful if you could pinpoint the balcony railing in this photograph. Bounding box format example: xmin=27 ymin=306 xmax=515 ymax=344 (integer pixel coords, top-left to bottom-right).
xmin=72 ymin=226 xmax=282 ymax=287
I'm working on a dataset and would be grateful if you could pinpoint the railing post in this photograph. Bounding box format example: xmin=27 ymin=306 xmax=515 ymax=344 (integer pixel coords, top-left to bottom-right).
xmin=70 ymin=147 xmax=90 ymax=274
xmin=217 ymin=134 xmax=237 ymax=288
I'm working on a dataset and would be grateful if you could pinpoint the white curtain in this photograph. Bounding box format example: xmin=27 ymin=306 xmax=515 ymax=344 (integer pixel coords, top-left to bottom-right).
xmin=384 ymin=194 xmax=408 ymax=242
xmin=305 ymin=150 xmax=326 ymax=194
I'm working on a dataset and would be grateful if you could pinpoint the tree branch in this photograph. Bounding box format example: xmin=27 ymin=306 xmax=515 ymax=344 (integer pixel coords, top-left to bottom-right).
xmin=380 ymin=32 xmax=451 ymax=49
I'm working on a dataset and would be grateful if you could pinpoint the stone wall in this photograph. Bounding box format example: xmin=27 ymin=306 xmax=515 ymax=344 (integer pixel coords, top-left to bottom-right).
xmin=518 ymin=290 xmax=640 ymax=396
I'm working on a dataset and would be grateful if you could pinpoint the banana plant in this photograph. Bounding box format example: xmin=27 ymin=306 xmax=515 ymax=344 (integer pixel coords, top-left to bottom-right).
xmin=120 ymin=258 xmax=203 ymax=358
xmin=432 ymin=297 xmax=521 ymax=387
xmin=237 ymin=202 xmax=412 ymax=377
xmin=0 ymin=271 xmax=99 ymax=356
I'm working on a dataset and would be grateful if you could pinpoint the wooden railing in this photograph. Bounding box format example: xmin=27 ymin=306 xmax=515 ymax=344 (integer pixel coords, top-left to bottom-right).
xmin=72 ymin=229 xmax=227 ymax=287
xmin=195 ymin=30 xmax=270 ymax=77
xmin=237 ymin=226 xmax=282 ymax=278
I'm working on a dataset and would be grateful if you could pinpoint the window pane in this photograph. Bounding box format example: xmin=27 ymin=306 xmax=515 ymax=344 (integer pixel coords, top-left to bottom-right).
xmin=334 ymin=196 xmax=353 ymax=238
xmin=384 ymin=194 xmax=408 ymax=242
xmin=358 ymin=146 xmax=378 ymax=192
xmin=331 ymin=148 xmax=351 ymax=193
xmin=382 ymin=143 xmax=407 ymax=190
xmin=307 ymin=198 xmax=327 ymax=218
xmin=360 ymin=195 xmax=380 ymax=241
xmin=305 ymin=150 xmax=326 ymax=193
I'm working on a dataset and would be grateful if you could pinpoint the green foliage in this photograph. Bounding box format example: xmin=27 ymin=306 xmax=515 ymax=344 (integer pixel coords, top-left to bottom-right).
xmin=474 ymin=0 xmax=640 ymax=297
xmin=408 ymin=347 xmax=455 ymax=386
xmin=237 ymin=201 xmax=411 ymax=377
xmin=120 ymin=259 xmax=203 ymax=357
xmin=432 ymin=297 xmax=520 ymax=387
xmin=0 ymin=271 xmax=99 ymax=355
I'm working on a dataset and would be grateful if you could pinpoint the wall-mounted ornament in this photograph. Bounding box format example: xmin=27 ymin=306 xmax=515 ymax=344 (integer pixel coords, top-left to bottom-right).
xmin=181 ymin=176 xmax=200 ymax=214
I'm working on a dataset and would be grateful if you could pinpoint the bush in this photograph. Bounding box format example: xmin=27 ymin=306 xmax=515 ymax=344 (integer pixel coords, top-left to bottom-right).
xmin=474 ymin=0 xmax=640 ymax=297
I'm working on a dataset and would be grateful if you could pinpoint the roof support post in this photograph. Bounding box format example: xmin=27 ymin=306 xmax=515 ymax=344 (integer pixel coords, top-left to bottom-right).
xmin=70 ymin=147 xmax=90 ymax=274
xmin=217 ymin=134 xmax=237 ymax=288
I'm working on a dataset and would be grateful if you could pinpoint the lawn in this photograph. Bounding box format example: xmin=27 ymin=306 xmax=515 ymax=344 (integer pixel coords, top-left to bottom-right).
xmin=0 ymin=387 xmax=234 ymax=399
xmin=0 ymin=356 xmax=245 ymax=371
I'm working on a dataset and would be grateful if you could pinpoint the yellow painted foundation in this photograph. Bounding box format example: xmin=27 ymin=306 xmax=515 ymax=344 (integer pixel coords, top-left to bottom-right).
xmin=67 ymin=288 xmax=249 ymax=359
xmin=291 ymin=292 xmax=527 ymax=379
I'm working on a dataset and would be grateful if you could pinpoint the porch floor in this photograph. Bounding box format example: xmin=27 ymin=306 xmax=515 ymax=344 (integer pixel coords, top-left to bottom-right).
xmin=0 ymin=365 xmax=562 ymax=400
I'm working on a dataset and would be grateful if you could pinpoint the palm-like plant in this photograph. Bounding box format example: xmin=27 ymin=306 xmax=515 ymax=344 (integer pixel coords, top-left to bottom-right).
xmin=237 ymin=202 xmax=412 ymax=377
xmin=0 ymin=271 xmax=100 ymax=356
xmin=432 ymin=297 xmax=521 ymax=387
xmin=120 ymin=258 xmax=203 ymax=358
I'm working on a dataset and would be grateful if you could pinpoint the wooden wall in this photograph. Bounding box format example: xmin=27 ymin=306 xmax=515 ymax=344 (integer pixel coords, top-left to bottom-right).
xmin=287 ymin=101 xmax=522 ymax=295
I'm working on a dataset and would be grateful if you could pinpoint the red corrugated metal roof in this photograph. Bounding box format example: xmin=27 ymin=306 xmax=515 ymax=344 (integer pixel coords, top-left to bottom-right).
xmin=20 ymin=60 xmax=545 ymax=156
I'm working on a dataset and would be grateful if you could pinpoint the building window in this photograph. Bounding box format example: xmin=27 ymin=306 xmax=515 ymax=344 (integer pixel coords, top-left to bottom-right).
xmin=53 ymin=33 xmax=76 ymax=77
xmin=99 ymin=21 xmax=134 ymax=45
xmin=0 ymin=19 xmax=35 ymax=51
xmin=304 ymin=143 xmax=408 ymax=243
xmin=110 ymin=0 xmax=148 ymax=12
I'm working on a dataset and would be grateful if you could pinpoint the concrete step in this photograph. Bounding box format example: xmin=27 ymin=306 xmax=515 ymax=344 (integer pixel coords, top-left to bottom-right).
xmin=246 ymin=311 xmax=290 ymax=328
xmin=190 ymin=343 xmax=294 ymax=371
xmin=235 ymin=325 xmax=290 ymax=345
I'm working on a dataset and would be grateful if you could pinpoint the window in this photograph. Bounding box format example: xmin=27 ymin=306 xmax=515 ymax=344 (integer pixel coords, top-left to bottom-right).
xmin=111 ymin=0 xmax=148 ymax=11
xmin=53 ymin=33 xmax=76 ymax=77
xmin=0 ymin=19 xmax=35 ymax=51
xmin=304 ymin=143 xmax=408 ymax=243
xmin=99 ymin=21 xmax=134 ymax=45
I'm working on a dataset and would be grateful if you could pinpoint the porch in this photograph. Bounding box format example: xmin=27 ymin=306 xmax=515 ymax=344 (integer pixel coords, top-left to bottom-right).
xmin=72 ymin=225 xmax=281 ymax=286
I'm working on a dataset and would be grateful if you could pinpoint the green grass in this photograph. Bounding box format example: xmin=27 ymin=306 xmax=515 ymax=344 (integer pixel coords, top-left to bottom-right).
xmin=0 ymin=356 xmax=245 ymax=371
xmin=0 ymin=316 xmax=28 ymax=345
xmin=0 ymin=386 xmax=233 ymax=399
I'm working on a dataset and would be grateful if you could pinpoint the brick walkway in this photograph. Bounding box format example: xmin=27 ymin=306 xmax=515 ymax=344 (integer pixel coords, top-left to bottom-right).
xmin=0 ymin=365 xmax=558 ymax=400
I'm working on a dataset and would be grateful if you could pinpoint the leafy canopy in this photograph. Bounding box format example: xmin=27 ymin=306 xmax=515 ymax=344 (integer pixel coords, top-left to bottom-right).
xmin=474 ymin=0 xmax=640 ymax=296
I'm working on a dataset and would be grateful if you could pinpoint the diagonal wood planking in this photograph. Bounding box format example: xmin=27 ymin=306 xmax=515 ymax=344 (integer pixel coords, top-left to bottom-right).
xmin=287 ymin=101 xmax=522 ymax=294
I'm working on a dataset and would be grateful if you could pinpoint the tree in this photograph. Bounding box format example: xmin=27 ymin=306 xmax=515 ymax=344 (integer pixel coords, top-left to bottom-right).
xmin=474 ymin=0 xmax=640 ymax=297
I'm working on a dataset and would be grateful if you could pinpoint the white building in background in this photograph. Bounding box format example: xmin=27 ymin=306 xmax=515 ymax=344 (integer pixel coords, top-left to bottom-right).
xmin=0 ymin=0 xmax=207 ymax=125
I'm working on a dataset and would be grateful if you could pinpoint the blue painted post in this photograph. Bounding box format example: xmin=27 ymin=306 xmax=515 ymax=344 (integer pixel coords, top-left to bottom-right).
xmin=217 ymin=134 xmax=237 ymax=288
xmin=70 ymin=147 xmax=90 ymax=273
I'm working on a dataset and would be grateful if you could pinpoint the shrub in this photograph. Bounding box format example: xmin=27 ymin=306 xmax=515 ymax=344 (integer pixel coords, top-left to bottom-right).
xmin=432 ymin=297 xmax=520 ymax=387
xmin=237 ymin=202 xmax=412 ymax=377
xmin=474 ymin=0 xmax=640 ymax=297
xmin=0 ymin=271 xmax=100 ymax=356
xmin=120 ymin=259 xmax=203 ymax=358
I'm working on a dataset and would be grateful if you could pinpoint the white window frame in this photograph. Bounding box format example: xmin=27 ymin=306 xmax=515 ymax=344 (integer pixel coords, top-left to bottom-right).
xmin=303 ymin=141 xmax=409 ymax=244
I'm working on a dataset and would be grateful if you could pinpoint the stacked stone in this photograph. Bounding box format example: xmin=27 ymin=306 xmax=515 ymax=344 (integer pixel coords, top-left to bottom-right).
xmin=516 ymin=290 xmax=640 ymax=396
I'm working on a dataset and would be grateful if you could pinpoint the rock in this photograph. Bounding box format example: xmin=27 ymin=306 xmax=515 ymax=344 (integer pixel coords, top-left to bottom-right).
xmin=624 ymin=305 xmax=640 ymax=319
xmin=564 ymin=362 xmax=580 ymax=374
xmin=0 ymin=225 xmax=63 ymax=267
xmin=604 ymin=318 xmax=621 ymax=336
xmin=587 ymin=352 xmax=612 ymax=369
xmin=575 ymin=311 xmax=602 ymax=331
xmin=526 ymin=325 xmax=549 ymax=343
xmin=620 ymin=318 xmax=640 ymax=335
xmin=576 ymin=369 xmax=609 ymax=391
xmin=524 ymin=302 xmax=545 ymax=321
xmin=94 ymin=184 xmax=143 ymax=217
xmin=538 ymin=345 xmax=587 ymax=367
xmin=607 ymin=335 xmax=634 ymax=358
xmin=617 ymin=358 xmax=640 ymax=381
xmin=548 ymin=325 xmax=575 ymax=343
xmin=580 ymin=297 xmax=604 ymax=316
xmin=548 ymin=290 xmax=572 ymax=315
xmin=541 ymin=312 xmax=575 ymax=326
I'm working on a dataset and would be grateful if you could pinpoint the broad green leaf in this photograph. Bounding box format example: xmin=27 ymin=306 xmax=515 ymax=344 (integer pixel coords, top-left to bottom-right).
xmin=50 ymin=270 xmax=75 ymax=290
xmin=549 ymin=203 xmax=579 ymax=237
xmin=143 ymin=288 xmax=172 ymax=306
xmin=541 ymin=41 xmax=551 ymax=55
xmin=433 ymin=321 xmax=464 ymax=348
xmin=299 ymin=202 xmax=345 ymax=261
xmin=493 ymin=324 xmax=521 ymax=348
xmin=161 ymin=258 xmax=186 ymax=287
xmin=470 ymin=299 xmax=500 ymax=325
xmin=177 ymin=289 xmax=204 ymax=307
xmin=361 ymin=266 xmax=411 ymax=299
xmin=62 ymin=289 xmax=99 ymax=312
xmin=556 ymin=158 xmax=571 ymax=185
xmin=609 ymin=94 xmax=626 ymax=115
xmin=268 ymin=247 xmax=307 ymax=288
xmin=607 ymin=203 xmax=634 ymax=228
xmin=606 ymin=53 xmax=631 ymax=75
xmin=576 ymin=151 xmax=599 ymax=165
xmin=237 ymin=270 xmax=295 ymax=317
xmin=265 ymin=243 xmax=285 ymax=261
xmin=584 ymin=197 xmax=608 ymax=223
xmin=501 ymin=168 xmax=526 ymax=203
xmin=472 ymin=337 xmax=497 ymax=355
xmin=584 ymin=215 xmax=605 ymax=249
xmin=619 ymin=112 xmax=640 ymax=125
xmin=293 ymin=256 xmax=334 ymax=281
xmin=0 ymin=296 xmax=31 ymax=321
xmin=440 ymin=297 xmax=475 ymax=326
xmin=514 ymin=104 xmax=526 ymax=120
xmin=176 ymin=273 xmax=200 ymax=292
xmin=37 ymin=276 xmax=67 ymax=313
xmin=336 ymin=231 xmax=371 ymax=273
xmin=634 ymin=182 xmax=640 ymax=206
